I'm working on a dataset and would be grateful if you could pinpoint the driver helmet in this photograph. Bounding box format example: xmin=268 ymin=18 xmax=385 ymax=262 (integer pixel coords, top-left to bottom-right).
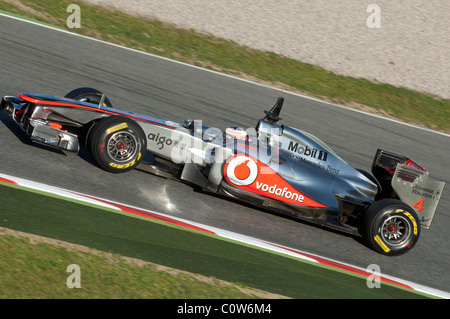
xmin=224 ymin=126 xmax=248 ymax=141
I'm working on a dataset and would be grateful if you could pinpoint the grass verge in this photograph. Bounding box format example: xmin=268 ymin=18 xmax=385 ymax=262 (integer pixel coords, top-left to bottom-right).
xmin=0 ymin=0 xmax=448 ymax=132
xmin=0 ymin=182 xmax=431 ymax=299
xmin=0 ymin=231 xmax=274 ymax=299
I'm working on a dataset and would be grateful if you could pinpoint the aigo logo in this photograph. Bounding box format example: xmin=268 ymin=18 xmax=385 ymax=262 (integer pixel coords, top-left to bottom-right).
xmin=225 ymin=155 xmax=258 ymax=186
xmin=223 ymin=154 xmax=327 ymax=208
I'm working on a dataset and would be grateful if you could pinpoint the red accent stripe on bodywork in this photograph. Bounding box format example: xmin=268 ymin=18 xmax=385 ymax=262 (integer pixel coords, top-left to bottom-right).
xmin=18 ymin=94 xmax=179 ymax=131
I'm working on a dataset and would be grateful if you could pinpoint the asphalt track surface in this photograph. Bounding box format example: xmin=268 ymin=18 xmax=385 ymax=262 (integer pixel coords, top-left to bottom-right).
xmin=0 ymin=15 xmax=449 ymax=294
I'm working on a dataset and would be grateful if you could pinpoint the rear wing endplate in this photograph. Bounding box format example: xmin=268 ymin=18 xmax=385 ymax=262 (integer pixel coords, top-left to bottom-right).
xmin=392 ymin=164 xmax=445 ymax=229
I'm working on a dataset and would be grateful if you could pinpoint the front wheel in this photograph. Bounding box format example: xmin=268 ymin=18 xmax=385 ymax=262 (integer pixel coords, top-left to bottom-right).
xmin=65 ymin=87 xmax=113 ymax=107
xmin=87 ymin=116 xmax=147 ymax=173
xmin=361 ymin=199 xmax=420 ymax=256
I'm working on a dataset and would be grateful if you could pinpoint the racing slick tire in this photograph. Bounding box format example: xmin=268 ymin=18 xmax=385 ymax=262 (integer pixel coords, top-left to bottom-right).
xmin=87 ymin=116 xmax=147 ymax=173
xmin=361 ymin=199 xmax=420 ymax=256
xmin=65 ymin=87 xmax=113 ymax=107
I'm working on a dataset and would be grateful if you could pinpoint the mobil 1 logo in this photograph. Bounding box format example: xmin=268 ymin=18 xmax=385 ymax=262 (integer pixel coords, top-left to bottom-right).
xmin=287 ymin=141 xmax=328 ymax=161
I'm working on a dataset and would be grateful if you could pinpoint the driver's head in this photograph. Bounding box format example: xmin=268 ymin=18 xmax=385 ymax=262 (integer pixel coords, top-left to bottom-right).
xmin=224 ymin=126 xmax=248 ymax=141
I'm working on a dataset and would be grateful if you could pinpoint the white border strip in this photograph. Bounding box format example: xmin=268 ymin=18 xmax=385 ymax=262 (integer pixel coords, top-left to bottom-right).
xmin=1 ymin=172 xmax=449 ymax=299
xmin=0 ymin=12 xmax=449 ymax=138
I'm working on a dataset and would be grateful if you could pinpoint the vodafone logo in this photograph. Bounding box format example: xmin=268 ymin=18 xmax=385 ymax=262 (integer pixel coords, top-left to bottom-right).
xmin=224 ymin=154 xmax=327 ymax=208
xmin=255 ymin=182 xmax=304 ymax=203
xmin=225 ymin=155 xmax=258 ymax=186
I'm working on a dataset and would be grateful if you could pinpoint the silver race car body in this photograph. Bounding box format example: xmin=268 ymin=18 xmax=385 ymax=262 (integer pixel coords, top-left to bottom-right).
xmin=1 ymin=88 xmax=445 ymax=255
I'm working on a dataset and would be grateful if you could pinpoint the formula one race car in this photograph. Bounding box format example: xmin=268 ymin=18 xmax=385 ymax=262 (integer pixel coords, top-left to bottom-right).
xmin=1 ymin=88 xmax=445 ymax=255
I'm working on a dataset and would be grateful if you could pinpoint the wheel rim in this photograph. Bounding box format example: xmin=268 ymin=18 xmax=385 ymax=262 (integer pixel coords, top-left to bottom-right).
xmin=107 ymin=131 xmax=137 ymax=162
xmin=381 ymin=215 xmax=411 ymax=246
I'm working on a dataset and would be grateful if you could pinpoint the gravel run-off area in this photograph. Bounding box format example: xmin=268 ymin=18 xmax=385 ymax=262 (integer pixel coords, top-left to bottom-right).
xmin=87 ymin=1 xmax=448 ymax=99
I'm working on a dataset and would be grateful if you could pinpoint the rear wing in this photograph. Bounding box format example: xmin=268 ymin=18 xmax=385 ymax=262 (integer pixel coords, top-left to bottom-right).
xmin=372 ymin=149 xmax=445 ymax=229
xmin=391 ymin=164 xmax=445 ymax=229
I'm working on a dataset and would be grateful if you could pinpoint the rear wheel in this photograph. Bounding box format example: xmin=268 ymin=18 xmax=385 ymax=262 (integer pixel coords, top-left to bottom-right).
xmin=87 ymin=116 xmax=146 ymax=173
xmin=361 ymin=199 xmax=420 ymax=256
